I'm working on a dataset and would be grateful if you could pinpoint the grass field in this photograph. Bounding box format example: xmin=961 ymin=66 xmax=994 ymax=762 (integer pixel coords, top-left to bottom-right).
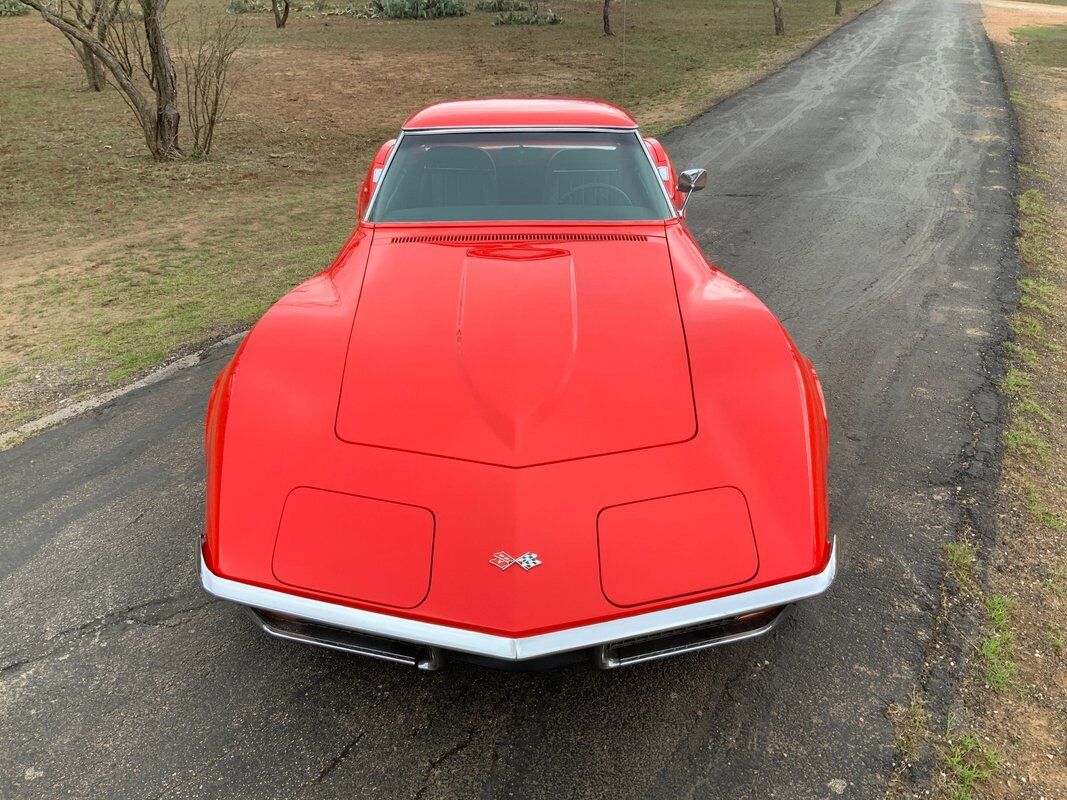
xmin=1011 ymin=21 xmax=1067 ymax=64
xmin=0 ymin=0 xmax=877 ymax=426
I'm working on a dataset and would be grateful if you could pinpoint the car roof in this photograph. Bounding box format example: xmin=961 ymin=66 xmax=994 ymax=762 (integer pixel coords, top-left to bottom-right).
xmin=402 ymin=98 xmax=639 ymax=131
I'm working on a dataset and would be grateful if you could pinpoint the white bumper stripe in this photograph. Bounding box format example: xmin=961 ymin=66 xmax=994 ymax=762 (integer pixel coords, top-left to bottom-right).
xmin=200 ymin=539 xmax=836 ymax=661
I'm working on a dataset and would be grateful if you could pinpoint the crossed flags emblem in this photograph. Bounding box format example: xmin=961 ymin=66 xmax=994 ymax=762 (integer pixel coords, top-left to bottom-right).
xmin=489 ymin=551 xmax=542 ymax=571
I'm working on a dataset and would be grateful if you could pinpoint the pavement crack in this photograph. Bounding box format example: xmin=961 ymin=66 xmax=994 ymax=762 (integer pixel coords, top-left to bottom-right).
xmin=428 ymin=727 xmax=476 ymax=769
xmin=0 ymin=595 xmax=214 ymax=677
xmin=308 ymin=730 xmax=365 ymax=787
xmin=413 ymin=726 xmax=478 ymax=800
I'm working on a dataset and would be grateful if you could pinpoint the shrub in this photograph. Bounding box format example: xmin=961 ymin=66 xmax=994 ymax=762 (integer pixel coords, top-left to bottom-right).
xmin=322 ymin=2 xmax=364 ymax=15
xmin=226 ymin=0 xmax=265 ymax=13
xmin=369 ymin=0 xmax=467 ymax=18
xmin=493 ymin=8 xmax=560 ymax=24
xmin=0 ymin=0 xmax=29 ymax=16
xmin=474 ymin=0 xmax=526 ymax=10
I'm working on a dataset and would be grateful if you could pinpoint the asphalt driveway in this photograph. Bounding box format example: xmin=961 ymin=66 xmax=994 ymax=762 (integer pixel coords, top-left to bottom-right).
xmin=0 ymin=0 xmax=1017 ymax=797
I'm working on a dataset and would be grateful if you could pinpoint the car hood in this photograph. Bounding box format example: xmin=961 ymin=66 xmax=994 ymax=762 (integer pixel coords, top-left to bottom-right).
xmin=334 ymin=232 xmax=697 ymax=467
xmin=208 ymin=225 xmax=827 ymax=636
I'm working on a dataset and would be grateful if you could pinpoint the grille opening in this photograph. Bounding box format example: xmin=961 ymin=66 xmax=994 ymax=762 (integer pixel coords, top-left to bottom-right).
xmin=388 ymin=233 xmax=649 ymax=244
xmin=251 ymin=609 xmax=444 ymax=670
xmin=594 ymin=605 xmax=789 ymax=669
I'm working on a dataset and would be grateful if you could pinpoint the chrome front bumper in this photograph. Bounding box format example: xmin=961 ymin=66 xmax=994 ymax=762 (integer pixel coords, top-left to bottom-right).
xmin=200 ymin=539 xmax=836 ymax=670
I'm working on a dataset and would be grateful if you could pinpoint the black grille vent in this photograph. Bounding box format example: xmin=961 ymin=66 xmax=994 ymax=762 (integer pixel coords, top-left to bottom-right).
xmin=388 ymin=233 xmax=649 ymax=244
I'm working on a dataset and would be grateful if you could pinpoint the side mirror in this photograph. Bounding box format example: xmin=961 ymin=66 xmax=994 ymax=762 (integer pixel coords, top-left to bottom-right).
xmin=676 ymin=168 xmax=707 ymax=212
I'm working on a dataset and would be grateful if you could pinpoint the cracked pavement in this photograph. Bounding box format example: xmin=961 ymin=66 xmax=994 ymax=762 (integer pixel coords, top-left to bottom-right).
xmin=0 ymin=0 xmax=1018 ymax=797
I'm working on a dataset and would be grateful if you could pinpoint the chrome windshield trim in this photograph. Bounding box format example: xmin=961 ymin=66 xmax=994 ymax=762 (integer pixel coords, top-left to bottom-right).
xmin=200 ymin=539 xmax=836 ymax=662
xmin=364 ymin=129 xmax=405 ymax=221
xmin=636 ymin=131 xmax=681 ymax=218
xmin=363 ymin=128 xmax=677 ymax=222
xmin=400 ymin=126 xmax=640 ymax=134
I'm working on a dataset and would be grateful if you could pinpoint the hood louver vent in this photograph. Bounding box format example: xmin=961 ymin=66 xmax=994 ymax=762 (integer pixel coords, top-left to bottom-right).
xmin=388 ymin=233 xmax=649 ymax=244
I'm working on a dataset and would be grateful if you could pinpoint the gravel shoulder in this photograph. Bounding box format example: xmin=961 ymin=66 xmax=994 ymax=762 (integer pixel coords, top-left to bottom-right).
xmin=918 ymin=6 xmax=1067 ymax=798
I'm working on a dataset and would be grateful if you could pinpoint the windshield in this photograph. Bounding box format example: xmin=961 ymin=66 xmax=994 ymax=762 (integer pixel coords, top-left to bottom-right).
xmin=367 ymin=131 xmax=674 ymax=223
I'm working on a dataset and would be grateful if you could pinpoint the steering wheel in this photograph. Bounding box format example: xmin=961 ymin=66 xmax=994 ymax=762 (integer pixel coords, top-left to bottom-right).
xmin=558 ymin=183 xmax=634 ymax=206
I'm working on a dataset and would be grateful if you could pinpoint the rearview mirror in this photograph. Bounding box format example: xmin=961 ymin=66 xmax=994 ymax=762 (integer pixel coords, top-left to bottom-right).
xmin=676 ymin=168 xmax=707 ymax=212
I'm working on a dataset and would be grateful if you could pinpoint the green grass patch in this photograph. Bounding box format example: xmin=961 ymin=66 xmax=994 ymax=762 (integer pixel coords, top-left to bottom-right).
xmin=1048 ymin=623 xmax=1065 ymax=654
xmin=1017 ymin=188 xmax=1059 ymax=275
xmin=1000 ymin=368 xmax=1032 ymax=398
xmin=1048 ymin=567 xmax=1067 ymax=600
xmin=980 ymin=630 xmax=1016 ymax=693
xmin=1013 ymin=24 xmax=1067 ymax=68
xmin=1002 ymin=341 xmax=1038 ymax=365
xmin=0 ymin=364 xmax=20 ymax=388
xmin=944 ymin=733 xmax=1000 ymax=800
xmin=1018 ymin=277 xmax=1055 ymax=315
xmin=1024 ymin=483 xmax=1067 ymax=531
xmin=1018 ymin=186 xmax=1049 ymax=219
xmin=1019 ymin=396 xmax=1053 ymax=424
xmin=986 ymin=595 xmax=1010 ymax=629
xmin=1010 ymin=88 xmax=1059 ymax=118
xmin=944 ymin=541 xmax=977 ymax=590
xmin=1017 ymin=163 xmax=1051 ymax=183
xmin=1010 ymin=312 xmax=1045 ymax=341
xmin=998 ymin=362 xmax=1052 ymax=430
xmin=980 ymin=595 xmax=1018 ymax=693
xmin=9 ymin=405 xmax=46 ymax=422
xmin=892 ymin=692 xmax=927 ymax=766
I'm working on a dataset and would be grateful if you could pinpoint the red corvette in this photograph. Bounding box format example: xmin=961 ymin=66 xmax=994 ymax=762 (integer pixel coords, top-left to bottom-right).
xmin=200 ymin=99 xmax=835 ymax=670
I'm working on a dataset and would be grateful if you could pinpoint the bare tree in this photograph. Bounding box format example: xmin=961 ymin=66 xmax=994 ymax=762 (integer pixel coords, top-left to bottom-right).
xmin=177 ymin=11 xmax=245 ymax=156
xmin=772 ymin=0 xmax=784 ymax=35
xmin=834 ymin=0 xmax=842 ymax=15
xmin=22 ymin=0 xmax=182 ymax=159
xmin=602 ymin=0 xmax=612 ymax=36
xmin=270 ymin=0 xmax=288 ymax=28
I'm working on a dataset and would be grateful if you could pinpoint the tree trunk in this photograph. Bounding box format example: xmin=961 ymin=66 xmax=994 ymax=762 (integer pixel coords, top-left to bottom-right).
xmin=63 ymin=32 xmax=107 ymax=91
xmin=80 ymin=43 xmax=107 ymax=91
xmin=835 ymin=0 xmax=843 ymax=15
xmin=602 ymin=0 xmax=612 ymax=36
xmin=142 ymin=0 xmax=182 ymax=159
xmin=772 ymin=0 xmax=784 ymax=35
xmin=272 ymin=0 xmax=289 ymax=28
